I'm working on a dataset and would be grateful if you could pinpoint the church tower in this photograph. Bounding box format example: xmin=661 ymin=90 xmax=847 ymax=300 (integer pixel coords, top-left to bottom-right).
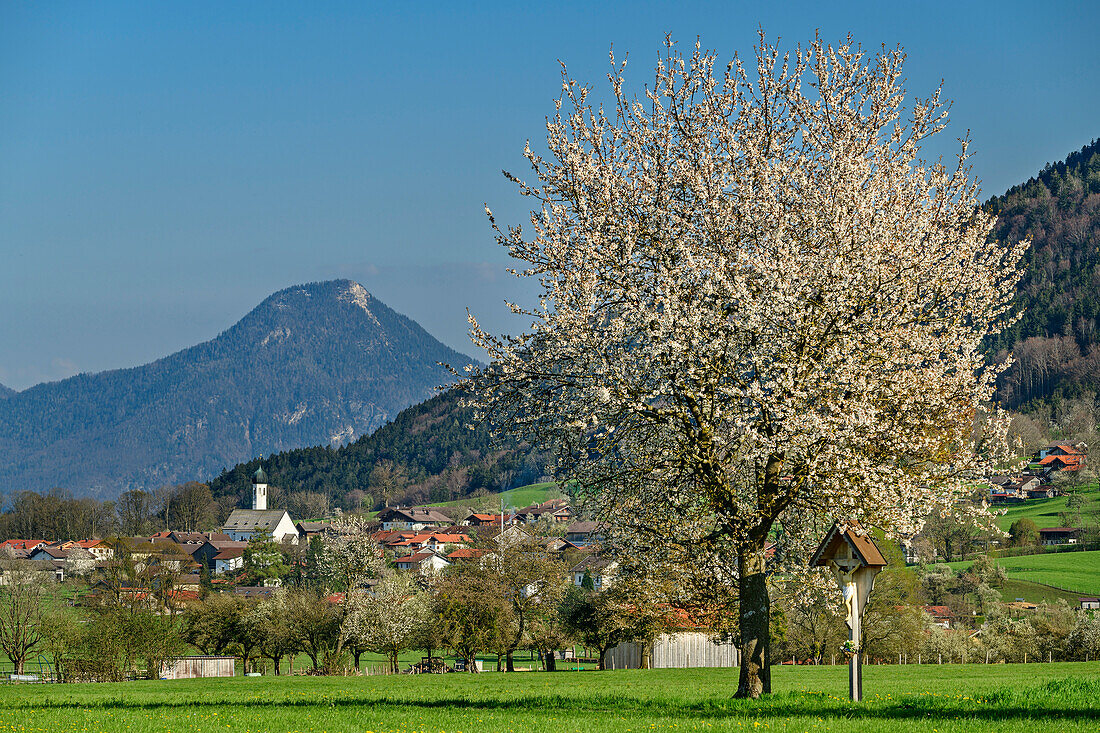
xmin=252 ymin=467 xmax=268 ymax=511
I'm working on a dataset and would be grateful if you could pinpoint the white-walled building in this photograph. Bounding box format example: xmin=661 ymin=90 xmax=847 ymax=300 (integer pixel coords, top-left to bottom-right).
xmin=220 ymin=468 xmax=298 ymax=543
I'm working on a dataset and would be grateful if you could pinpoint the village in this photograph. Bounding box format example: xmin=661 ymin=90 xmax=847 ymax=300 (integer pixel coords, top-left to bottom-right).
xmin=1 ymin=469 xmax=610 ymax=594
xmin=2 ymin=437 xmax=1098 ymax=683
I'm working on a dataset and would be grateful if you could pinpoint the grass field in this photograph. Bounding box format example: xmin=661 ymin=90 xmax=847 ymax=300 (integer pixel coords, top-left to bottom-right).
xmin=994 ymin=484 xmax=1100 ymax=531
xmin=990 ymin=551 xmax=1100 ymax=596
xmin=365 ymin=483 xmax=564 ymax=521
xmin=1000 ymin=577 xmax=1083 ymax=604
xmin=2 ymin=664 xmax=1099 ymax=732
xmin=424 ymin=481 xmax=563 ymax=512
xmin=950 ymin=549 xmax=1100 ymax=597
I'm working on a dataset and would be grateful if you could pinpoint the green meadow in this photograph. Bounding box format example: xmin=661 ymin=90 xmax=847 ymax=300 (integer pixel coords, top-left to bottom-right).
xmin=994 ymin=484 xmax=1100 ymax=531
xmin=3 ymin=663 xmax=1099 ymax=733
xmin=950 ymin=549 xmax=1100 ymax=597
xmin=424 ymin=481 xmax=564 ymax=512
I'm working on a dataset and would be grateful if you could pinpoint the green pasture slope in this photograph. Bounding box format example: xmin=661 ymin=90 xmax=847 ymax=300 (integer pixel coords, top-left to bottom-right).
xmin=994 ymin=484 xmax=1100 ymax=531
xmin=4 ymin=664 xmax=1100 ymax=732
xmin=950 ymin=549 xmax=1100 ymax=597
xmin=366 ymin=482 xmax=561 ymax=525
xmin=425 ymin=481 xmax=563 ymax=512
xmin=999 ymin=577 xmax=1082 ymax=604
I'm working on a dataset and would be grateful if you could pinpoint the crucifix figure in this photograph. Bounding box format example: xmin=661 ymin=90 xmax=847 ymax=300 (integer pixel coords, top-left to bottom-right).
xmin=810 ymin=520 xmax=887 ymax=702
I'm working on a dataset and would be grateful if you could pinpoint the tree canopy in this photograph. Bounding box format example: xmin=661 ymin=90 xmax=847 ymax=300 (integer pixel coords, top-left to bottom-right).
xmin=467 ymin=34 xmax=1024 ymax=697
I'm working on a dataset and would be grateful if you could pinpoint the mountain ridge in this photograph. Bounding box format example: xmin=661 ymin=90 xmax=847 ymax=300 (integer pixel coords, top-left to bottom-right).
xmin=0 ymin=279 xmax=475 ymax=497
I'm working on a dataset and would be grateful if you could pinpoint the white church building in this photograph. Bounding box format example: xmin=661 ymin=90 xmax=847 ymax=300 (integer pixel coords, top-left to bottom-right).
xmin=221 ymin=467 xmax=298 ymax=543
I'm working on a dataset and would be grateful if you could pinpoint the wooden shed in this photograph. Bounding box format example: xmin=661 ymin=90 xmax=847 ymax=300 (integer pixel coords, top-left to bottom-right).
xmin=605 ymin=631 xmax=739 ymax=670
xmin=161 ymin=656 xmax=236 ymax=680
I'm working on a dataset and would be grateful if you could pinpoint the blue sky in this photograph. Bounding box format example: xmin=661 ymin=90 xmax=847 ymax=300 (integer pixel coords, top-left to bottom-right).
xmin=1 ymin=1 xmax=1098 ymax=390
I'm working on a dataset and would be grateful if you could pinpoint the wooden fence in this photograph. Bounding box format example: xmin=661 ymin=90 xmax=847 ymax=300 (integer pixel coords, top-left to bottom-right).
xmin=605 ymin=632 xmax=739 ymax=670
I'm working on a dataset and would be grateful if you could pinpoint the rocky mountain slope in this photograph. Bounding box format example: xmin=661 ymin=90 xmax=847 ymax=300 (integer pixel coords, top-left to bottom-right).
xmin=0 ymin=280 xmax=474 ymax=496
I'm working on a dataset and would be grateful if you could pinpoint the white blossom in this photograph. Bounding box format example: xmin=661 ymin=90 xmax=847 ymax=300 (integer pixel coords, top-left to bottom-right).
xmin=465 ymin=34 xmax=1025 ymax=697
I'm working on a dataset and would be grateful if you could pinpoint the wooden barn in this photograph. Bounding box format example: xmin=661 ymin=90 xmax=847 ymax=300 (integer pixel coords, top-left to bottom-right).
xmin=605 ymin=632 xmax=739 ymax=670
xmin=160 ymin=656 xmax=236 ymax=679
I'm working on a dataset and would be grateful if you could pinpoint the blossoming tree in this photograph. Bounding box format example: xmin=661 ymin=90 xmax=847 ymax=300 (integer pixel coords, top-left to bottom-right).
xmin=467 ymin=34 xmax=1025 ymax=698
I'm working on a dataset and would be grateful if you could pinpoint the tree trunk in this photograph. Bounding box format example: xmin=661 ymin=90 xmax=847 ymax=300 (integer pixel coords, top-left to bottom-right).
xmin=506 ymin=650 xmax=515 ymax=672
xmin=274 ymin=656 xmax=282 ymax=675
xmin=353 ymin=650 xmax=362 ymax=670
xmin=640 ymin=641 xmax=652 ymax=670
xmin=507 ymin=608 xmax=525 ymax=672
xmin=597 ymin=647 xmax=607 ymax=671
xmin=14 ymin=656 xmax=24 ymax=675
xmin=544 ymin=650 xmax=557 ymax=672
xmin=390 ymin=650 xmax=399 ymax=674
xmin=735 ymin=543 xmax=771 ymax=699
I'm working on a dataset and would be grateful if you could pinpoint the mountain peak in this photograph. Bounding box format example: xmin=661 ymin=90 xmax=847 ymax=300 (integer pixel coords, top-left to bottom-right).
xmin=0 ymin=282 xmax=471 ymax=497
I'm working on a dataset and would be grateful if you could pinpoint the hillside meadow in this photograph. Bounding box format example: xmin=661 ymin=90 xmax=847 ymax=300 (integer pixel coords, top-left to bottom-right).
xmin=3 ymin=663 xmax=1099 ymax=732
xmin=427 ymin=482 xmax=563 ymax=512
xmin=949 ymin=549 xmax=1100 ymax=596
xmin=994 ymin=484 xmax=1100 ymax=531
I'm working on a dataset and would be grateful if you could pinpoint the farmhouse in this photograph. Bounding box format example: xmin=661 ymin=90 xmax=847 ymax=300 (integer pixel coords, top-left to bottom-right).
xmin=462 ymin=512 xmax=516 ymax=527
xmin=545 ymin=537 xmax=583 ymax=553
xmin=1038 ymin=527 xmax=1080 ymax=546
xmin=565 ymin=520 xmax=605 ymax=545
xmin=213 ymin=546 xmax=246 ymax=574
xmin=377 ymin=506 xmax=453 ymax=531
xmin=923 ymin=605 xmax=954 ymax=629
xmin=191 ymin=540 xmax=248 ymax=571
xmin=393 ymin=550 xmax=451 ymax=574
xmin=571 ymin=554 xmax=617 ymax=590
xmin=233 ymin=586 xmax=276 ymax=600
xmin=387 ymin=531 xmax=470 ymax=556
xmin=296 ymin=521 xmax=331 ymax=542
xmin=514 ymin=498 xmax=573 ymax=524
xmin=1038 ymin=444 xmax=1085 ymax=460
xmin=0 ymin=539 xmax=46 ymax=553
xmin=1038 ymin=454 xmax=1085 ymax=474
xmin=446 ymin=547 xmax=489 ymax=562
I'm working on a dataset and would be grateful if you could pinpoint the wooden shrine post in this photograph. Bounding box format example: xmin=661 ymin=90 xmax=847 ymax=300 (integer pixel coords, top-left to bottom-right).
xmin=809 ymin=520 xmax=887 ymax=702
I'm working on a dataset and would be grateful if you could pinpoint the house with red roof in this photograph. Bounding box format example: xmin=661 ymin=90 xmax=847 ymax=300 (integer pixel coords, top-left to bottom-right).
xmin=394 ymin=550 xmax=451 ymax=575
xmin=922 ymin=605 xmax=953 ymax=629
xmin=0 ymin=539 xmax=46 ymax=553
xmin=462 ymin=512 xmax=517 ymax=527
xmin=1039 ymin=444 xmax=1085 ymax=460
xmin=384 ymin=530 xmax=471 ymax=556
xmin=446 ymin=547 xmax=489 ymax=562
xmin=73 ymin=539 xmax=114 ymax=561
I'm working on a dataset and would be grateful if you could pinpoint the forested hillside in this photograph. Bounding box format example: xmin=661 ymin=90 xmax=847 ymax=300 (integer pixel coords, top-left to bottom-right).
xmin=0 ymin=280 xmax=472 ymax=497
xmin=207 ymin=388 xmax=544 ymax=512
xmin=0 ymin=383 xmax=13 ymax=399
xmin=987 ymin=138 xmax=1100 ymax=408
